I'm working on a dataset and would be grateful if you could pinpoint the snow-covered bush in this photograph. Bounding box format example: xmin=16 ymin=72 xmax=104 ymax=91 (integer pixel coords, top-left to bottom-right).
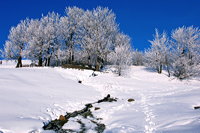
xmin=172 ymin=56 xmax=200 ymax=79
xmin=109 ymin=33 xmax=132 ymax=76
xmin=132 ymin=49 xmax=144 ymax=66
xmin=171 ymin=26 xmax=200 ymax=79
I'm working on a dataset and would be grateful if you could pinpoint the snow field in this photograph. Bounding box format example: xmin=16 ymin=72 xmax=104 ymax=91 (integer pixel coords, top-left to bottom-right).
xmin=0 ymin=61 xmax=200 ymax=133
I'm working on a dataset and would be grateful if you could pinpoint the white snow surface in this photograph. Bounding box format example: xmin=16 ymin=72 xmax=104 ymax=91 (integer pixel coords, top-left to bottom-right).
xmin=0 ymin=60 xmax=200 ymax=133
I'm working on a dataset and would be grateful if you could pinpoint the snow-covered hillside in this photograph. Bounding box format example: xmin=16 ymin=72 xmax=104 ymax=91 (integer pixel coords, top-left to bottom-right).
xmin=0 ymin=61 xmax=200 ymax=133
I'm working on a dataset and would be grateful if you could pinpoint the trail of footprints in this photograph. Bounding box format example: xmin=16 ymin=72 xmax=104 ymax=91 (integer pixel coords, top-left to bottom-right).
xmin=140 ymin=93 xmax=156 ymax=133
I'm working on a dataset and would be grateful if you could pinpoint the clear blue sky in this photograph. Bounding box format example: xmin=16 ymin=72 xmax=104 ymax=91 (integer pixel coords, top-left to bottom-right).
xmin=0 ymin=0 xmax=200 ymax=51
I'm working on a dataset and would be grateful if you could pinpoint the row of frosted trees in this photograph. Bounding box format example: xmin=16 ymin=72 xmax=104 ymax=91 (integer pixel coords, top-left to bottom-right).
xmin=3 ymin=7 xmax=132 ymax=73
xmin=135 ymin=27 xmax=200 ymax=79
xmin=2 ymin=6 xmax=200 ymax=79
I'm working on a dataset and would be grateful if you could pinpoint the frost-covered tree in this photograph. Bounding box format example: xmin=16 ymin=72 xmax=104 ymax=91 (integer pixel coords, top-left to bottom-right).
xmin=171 ymin=26 xmax=200 ymax=79
xmin=4 ymin=19 xmax=30 ymax=67
xmin=4 ymin=40 xmax=16 ymax=59
xmin=80 ymin=7 xmax=118 ymax=70
xmin=109 ymin=33 xmax=132 ymax=76
xmin=3 ymin=6 xmax=135 ymax=70
xmin=41 ymin=12 xmax=61 ymax=66
xmin=59 ymin=7 xmax=85 ymax=64
xmin=25 ymin=19 xmax=45 ymax=66
xmin=145 ymin=29 xmax=170 ymax=75
xmin=132 ymin=49 xmax=144 ymax=66
xmin=25 ymin=12 xmax=61 ymax=66
xmin=59 ymin=17 xmax=70 ymax=63
xmin=0 ymin=41 xmax=3 ymax=59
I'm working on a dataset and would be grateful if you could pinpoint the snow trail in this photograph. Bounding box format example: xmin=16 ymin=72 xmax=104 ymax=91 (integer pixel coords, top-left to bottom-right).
xmin=140 ymin=93 xmax=156 ymax=133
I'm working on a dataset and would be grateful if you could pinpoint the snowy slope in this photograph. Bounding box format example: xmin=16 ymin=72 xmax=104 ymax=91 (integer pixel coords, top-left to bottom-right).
xmin=0 ymin=61 xmax=200 ymax=133
xmin=0 ymin=61 xmax=101 ymax=133
xmin=66 ymin=66 xmax=200 ymax=133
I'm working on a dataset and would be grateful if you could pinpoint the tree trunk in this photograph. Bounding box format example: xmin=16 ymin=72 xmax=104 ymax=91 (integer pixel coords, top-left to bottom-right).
xmin=156 ymin=66 xmax=160 ymax=73
xmin=159 ymin=64 xmax=162 ymax=74
xmin=47 ymin=57 xmax=51 ymax=66
xmin=16 ymin=56 xmax=22 ymax=68
xmin=118 ymin=67 xmax=121 ymax=76
xmin=166 ymin=64 xmax=171 ymax=77
xmin=44 ymin=58 xmax=47 ymax=66
xmin=72 ymin=54 xmax=74 ymax=63
xmin=95 ymin=65 xmax=100 ymax=71
xmin=56 ymin=60 xmax=59 ymax=66
xmin=38 ymin=57 xmax=43 ymax=66
xmin=69 ymin=45 xmax=74 ymax=64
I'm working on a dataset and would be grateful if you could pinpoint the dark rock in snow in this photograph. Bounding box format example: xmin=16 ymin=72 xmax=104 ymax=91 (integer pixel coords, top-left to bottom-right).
xmin=194 ymin=106 xmax=200 ymax=110
xmin=128 ymin=98 xmax=135 ymax=102
xmin=94 ymin=107 xmax=100 ymax=110
xmin=43 ymin=94 xmax=118 ymax=133
xmin=97 ymin=94 xmax=117 ymax=103
xmin=78 ymin=80 xmax=82 ymax=84
xmin=92 ymin=72 xmax=98 ymax=77
xmin=59 ymin=115 xmax=66 ymax=121
xmin=85 ymin=103 xmax=93 ymax=108
xmin=43 ymin=119 xmax=67 ymax=131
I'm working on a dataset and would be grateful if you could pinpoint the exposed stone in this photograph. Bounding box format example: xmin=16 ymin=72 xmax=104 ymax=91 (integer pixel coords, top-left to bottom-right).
xmin=92 ymin=72 xmax=98 ymax=77
xmin=194 ymin=106 xmax=200 ymax=110
xmin=97 ymin=94 xmax=117 ymax=103
xmin=43 ymin=94 xmax=119 ymax=133
xmin=128 ymin=98 xmax=135 ymax=102
xmin=94 ymin=107 xmax=100 ymax=110
xmin=43 ymin=119 xmax=67 ymax=131
xmin=59 ymin=115 xmax=66 ymax=121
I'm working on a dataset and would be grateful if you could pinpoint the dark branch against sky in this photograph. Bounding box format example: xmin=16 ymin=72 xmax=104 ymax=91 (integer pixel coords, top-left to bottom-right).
xmin=0 ymin=0 xmax=199 ymax=50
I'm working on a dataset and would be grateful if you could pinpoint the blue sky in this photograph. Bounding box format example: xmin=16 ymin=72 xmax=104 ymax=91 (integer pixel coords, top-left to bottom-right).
xmin=0 ymin=0 xmax=200 ymax=51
